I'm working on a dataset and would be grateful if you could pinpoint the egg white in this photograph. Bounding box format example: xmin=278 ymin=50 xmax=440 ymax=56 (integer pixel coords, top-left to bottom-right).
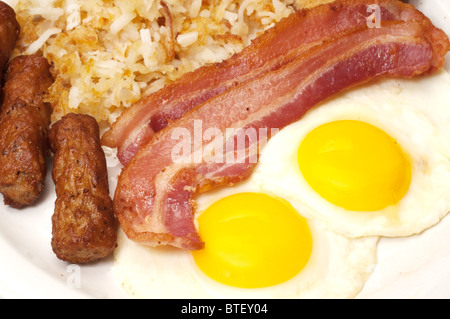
xmin=253 ymin=70 xmax=450 ymax=238
xmin=113 ymin=178 xmax=379 ymax=299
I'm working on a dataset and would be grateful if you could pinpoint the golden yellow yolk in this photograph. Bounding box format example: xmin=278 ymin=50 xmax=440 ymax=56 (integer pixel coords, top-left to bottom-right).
xmin=297 ymin=120 xmax=411 ymax=211
xmin=192 ymin=193 xmax=312 ymax=288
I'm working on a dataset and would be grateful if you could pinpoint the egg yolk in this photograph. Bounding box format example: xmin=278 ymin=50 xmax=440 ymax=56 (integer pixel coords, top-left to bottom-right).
xmin=192 ymin=192 xmax=312 ymax=288
xmin=297 ymin=120 xmax=411 ymax=211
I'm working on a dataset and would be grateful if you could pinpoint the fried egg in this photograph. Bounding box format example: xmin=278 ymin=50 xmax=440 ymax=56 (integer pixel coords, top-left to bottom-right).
xmin=113 ymin=179 xmax=378 ymax=298
xmin=253 ymin=70 xmax=450 ymax=238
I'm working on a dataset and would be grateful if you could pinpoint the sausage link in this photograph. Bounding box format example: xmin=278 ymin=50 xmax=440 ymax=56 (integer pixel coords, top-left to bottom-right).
xmin=0 ymin=55 xmax=53 ymax=208
xmin=49 ymin=113 xmax=117 ymax=263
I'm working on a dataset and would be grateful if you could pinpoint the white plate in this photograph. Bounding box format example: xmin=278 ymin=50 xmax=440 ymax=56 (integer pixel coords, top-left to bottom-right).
xmin=0 ymin=0 xmax=449 ymax=299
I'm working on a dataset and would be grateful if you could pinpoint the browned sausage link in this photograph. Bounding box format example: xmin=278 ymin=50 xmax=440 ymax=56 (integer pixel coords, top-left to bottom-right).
xmin=0 ymin=55 xmax=53 ymax=208
xmin=49 ymin=113 xmax=117 ymax=263
xmin=0 ymin=2 xmax=20 ymax=86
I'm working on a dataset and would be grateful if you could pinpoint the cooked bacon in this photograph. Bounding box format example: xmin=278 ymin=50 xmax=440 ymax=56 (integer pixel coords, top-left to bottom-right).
xmin=102 ymin=0 xmax=430 ymax=165
xmin=113 ymin=4 xmax=450 ymax=250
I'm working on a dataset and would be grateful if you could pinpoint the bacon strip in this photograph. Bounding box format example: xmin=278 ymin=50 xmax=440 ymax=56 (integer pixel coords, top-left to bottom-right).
xmin=102 ymin=0 xmax=429 ymax=165
xmin=113 ymin=3 xmax=449 ymax=250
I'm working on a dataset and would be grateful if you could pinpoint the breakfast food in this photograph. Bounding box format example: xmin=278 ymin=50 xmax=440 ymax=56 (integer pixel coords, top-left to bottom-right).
xmin=115 ymin=151 xmax=378 ymax=298
xmin=49 ymin=113 xmax=117 ymax=263
xmin=11 ymin=0 xmax=299 ymax=127
xmin=0 ymin=54 xmax=53 ymax=208
xmin=0 ymin=1 xmax=19 ymax=77
xmin=113 ymin=68 xmax=450 ymax=298
xmin=102 ymin=0 xmax=434 ymax=165
xmin=2 ymin=0 xmax=450 ymax=299
xmin=113 ymin=1 xmax=450 ymax=250
xmin=114 ymin=218 xmax=379 ymax=298
xmin=252 ymin=70 xmax=450 ymax=238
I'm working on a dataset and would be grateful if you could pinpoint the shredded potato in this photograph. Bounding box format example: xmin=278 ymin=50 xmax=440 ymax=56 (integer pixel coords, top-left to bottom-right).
xmin=6 ymin=0 xmax=335 ymax=129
